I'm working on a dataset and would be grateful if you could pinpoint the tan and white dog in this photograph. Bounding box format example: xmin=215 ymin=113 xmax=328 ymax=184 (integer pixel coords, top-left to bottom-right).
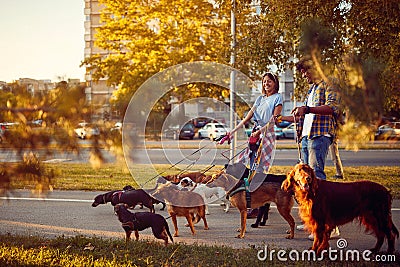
xmin=178 ymin=177 xmax=230 ymax=214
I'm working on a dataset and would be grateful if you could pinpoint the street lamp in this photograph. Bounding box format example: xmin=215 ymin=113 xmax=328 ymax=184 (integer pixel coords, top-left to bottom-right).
xmin=229 ymin=0 xmax=236 ymax=161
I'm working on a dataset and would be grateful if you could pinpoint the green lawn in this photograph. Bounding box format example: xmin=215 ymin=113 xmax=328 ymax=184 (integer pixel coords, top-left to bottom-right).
xmin=13 ymin=163 xmax=399 ymax=198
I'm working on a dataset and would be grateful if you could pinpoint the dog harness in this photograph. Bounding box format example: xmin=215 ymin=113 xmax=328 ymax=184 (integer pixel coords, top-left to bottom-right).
xmin=122 ymin=221 xmax=135 ymax=232
xmin=121 ymin=214 xmax=140 ymax=231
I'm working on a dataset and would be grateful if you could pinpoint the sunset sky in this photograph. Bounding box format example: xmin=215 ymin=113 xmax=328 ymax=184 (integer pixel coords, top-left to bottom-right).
xmin=0 ymin=0 xmax=85 ymax=82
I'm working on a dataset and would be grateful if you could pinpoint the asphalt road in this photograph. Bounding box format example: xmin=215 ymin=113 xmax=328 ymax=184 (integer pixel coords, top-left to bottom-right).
xmin=1 ymin=146 xmax=399 ymax=167
xmin=1 ymin=190 xmax=399 ymax=258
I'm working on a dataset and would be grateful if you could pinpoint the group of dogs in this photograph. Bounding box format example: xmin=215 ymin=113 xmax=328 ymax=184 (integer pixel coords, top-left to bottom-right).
xmin=91 ymin=163 xmax=399 ymax=255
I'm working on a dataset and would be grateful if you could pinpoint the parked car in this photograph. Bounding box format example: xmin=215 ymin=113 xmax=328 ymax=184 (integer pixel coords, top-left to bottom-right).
xmin=110 ymin=122 xmax=122 ymax=132
xmin=245 ymin=125 xmax=284 ymax=140
xmin=163 ymin=123 xmax=195 ymax=140
xmin=282 ymin=123 xmax=296 ymax=139
xmin=277 ymin=120 xmax=291 ymax=128
xmin=375 ymin=123 xmax=400 ymax=140
xmin=74 ymin=123 xmax=100 ymax=139
xmin=193 ymin=117 xmax=210 ymax=128
xmin=198 ymin=123 xmax=230 ymax=141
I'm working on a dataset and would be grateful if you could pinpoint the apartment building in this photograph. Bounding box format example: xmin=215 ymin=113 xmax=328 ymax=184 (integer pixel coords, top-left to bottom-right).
xmin=18 ymin=78 xmax=56 ymax=96
xmin=84 ymin=0 xmax=114 ymax=119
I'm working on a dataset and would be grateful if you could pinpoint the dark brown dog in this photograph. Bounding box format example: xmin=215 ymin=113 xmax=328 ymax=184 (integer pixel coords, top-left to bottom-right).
xmin=92 ymin=190 xmax=120 ymax=207
xmin=92 ymin=187 xmax=165 ymax=212
xmin=227 ymin=172 xmax=295 ymax=239
xmin=282 ymin=163 xmax=399 ymax=254
xmin=114 ymin=203 xmax=173 ymax=246
xmin=152 ymin=183 xmax=209 ymax=237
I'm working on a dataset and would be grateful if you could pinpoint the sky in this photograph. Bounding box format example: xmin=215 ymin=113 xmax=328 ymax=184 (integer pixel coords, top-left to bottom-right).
xmin=0 ymin=0 xmax=85 ymax=82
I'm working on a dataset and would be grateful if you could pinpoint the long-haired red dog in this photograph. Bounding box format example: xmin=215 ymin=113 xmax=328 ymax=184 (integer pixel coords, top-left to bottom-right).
xmin=282 ymin=163 xmax=398 ymax=255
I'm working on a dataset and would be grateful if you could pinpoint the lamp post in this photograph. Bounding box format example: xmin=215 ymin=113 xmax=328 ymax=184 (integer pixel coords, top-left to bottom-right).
xmin=229 ymin=0 xmax=236 ymax=161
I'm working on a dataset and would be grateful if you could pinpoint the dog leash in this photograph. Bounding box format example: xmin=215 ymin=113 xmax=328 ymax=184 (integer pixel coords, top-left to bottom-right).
xmin=293 ymin=114 xmax=303 ymax=163
xmin=175 ymin=142 xmax=218 ymax=177
xmin=141 ymin=142 xmax=213 ymax=187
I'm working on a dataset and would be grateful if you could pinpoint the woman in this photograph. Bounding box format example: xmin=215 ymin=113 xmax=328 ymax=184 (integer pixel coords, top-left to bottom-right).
xmin=227 ymin=72 xmax=282 ymax=226
xmin=228 ymin=72 xmax=283 ymax=174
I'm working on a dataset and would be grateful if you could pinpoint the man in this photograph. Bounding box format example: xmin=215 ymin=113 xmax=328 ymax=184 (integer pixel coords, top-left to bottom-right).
xmin=281 ymin=57 xmax=341 ymax=238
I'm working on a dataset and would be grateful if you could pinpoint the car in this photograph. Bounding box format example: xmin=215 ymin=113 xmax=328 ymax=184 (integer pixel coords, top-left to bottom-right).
xmin=198 ymin=123 xmax=230 ymax=141
xmin=281 ymin=123 xmax=296 ymax=139
xmin=110 ymin=122 xmax=122 ymax=132
xmin=277 ymin=120 xmax=291 ymax=128
xmin=74 ymin=123 xmax=100 ymax=139
xmin=163 ymin=123 xmax=195 ymax=140
xmin=245 ymin=125 xmax=284 ymax=140
xmin=193 ymin=117 xmax=211 ymax=128
xmin=375 ymin=123 xmax=400 ymax=140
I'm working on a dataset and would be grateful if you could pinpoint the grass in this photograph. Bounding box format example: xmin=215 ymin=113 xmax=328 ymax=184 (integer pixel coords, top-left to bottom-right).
xmin=10 ymin=162 xmax=400 ymax=198
xmin=0 ymin=234 xmax=398 ymax=267
xmin=3 ymin=162 xmax=400 ymax=266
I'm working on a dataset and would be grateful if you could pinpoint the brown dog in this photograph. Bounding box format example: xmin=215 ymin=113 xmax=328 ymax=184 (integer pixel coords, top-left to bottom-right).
xmin=282 ymin=163 xmax=399 ymax=254
xmin=228 ymin=172 xmax=295 ymax=239
xmin=151 ymin=183 xmax=209 ymax=237
xmin=163 ymin=172 xmax=212 ymax=184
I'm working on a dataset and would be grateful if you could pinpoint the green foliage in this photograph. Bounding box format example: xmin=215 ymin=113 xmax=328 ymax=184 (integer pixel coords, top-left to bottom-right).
xmin=82 ymin=0 xmax=233 ymax=115
xmin=0 ymin=81 xmax=119 ymax=194
xmin=83 ymin=0 xmax=400 ymax=124
xmin=241 ymin=0 xmax=400 ymax=123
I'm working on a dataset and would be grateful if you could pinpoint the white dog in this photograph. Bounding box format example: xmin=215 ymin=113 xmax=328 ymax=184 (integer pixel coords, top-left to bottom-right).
xmin=178 ymin=177 xmax=230 ymax=214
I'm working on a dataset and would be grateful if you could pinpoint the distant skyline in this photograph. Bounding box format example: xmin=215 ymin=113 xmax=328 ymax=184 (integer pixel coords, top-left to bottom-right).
xmin=0 ymin=0 xmax=85 ymax=82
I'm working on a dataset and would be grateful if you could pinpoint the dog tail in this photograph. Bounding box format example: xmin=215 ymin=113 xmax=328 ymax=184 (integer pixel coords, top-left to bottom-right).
xmin=165 ymin=221 xmax=174 ymax=243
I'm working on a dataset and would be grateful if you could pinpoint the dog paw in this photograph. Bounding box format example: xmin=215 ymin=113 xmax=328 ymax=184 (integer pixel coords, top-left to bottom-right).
xmin=204 ymin=227 xmax=209 ymax=230
xmin=285 ymin=234 xmax=294 ymax=239
xmin=205 ymin=212 xmax=210 ymax=215
xmin=235 ymin=234 xmax=245 ymax=239
xmin=173 ymin=233 xmax=179 ymax=237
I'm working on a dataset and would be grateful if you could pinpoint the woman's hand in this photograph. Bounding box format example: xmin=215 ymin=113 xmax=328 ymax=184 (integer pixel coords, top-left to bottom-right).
xmin=251 ymin=129 xmax=261 ymax=138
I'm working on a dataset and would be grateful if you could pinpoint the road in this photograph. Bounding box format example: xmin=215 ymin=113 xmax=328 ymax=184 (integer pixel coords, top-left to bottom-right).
xmin=0 ymin=190 xmax=399 ymax=257
xmin=0 ymin=142 xmax=399 ymax=167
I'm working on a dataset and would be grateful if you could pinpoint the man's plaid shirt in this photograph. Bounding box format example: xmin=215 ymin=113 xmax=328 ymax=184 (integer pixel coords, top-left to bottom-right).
xmin=296 ymin=80 xmax=340 ymax=140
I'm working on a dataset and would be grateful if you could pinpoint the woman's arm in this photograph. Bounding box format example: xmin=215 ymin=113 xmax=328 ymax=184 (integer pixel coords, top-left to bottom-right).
xmin=229 ymin=107 xmax=255 ymax=135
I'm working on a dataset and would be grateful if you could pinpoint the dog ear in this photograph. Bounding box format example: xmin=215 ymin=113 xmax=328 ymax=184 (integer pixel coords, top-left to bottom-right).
xmin=114 ymin=204 xmax=120 ymax=214
xmin=281 ymin=167 xmax=295 ymax=191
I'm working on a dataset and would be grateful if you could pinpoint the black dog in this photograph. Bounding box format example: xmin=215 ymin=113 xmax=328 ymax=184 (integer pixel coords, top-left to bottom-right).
xmin=91 ymin=186 xmax=166 ymax=212
xmin=251 ymin=203 xmax=270 ymax=228
xmin=114 ymin=203 xmax=173 ymax=246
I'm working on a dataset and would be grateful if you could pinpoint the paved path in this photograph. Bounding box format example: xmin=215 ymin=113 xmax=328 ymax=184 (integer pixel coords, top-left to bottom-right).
xmin=0 ymin=190 xmax=399 ymax=255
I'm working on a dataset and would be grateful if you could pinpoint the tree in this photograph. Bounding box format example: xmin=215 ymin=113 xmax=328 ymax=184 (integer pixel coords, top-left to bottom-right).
xmin=82 ymin=0 xmax=235 ymax=115
xmin=237 ymin=0 xmax=400 ymax=126
xmin=0 ymin=81 xmax=112 ymax=196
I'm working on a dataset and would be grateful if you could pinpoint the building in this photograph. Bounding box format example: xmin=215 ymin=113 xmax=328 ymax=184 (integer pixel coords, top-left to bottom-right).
xmin=84 ymin=0 xmax=115 ymax=119
xmin=18 ymin=78 xmax=56 ymax=96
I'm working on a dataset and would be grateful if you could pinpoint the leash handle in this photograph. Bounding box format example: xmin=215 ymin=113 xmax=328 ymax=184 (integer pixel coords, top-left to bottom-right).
xmin=218 ymin=133 xmax=231 ymax=145
xmin=293 ymin=114 xmax=302 ymax=163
